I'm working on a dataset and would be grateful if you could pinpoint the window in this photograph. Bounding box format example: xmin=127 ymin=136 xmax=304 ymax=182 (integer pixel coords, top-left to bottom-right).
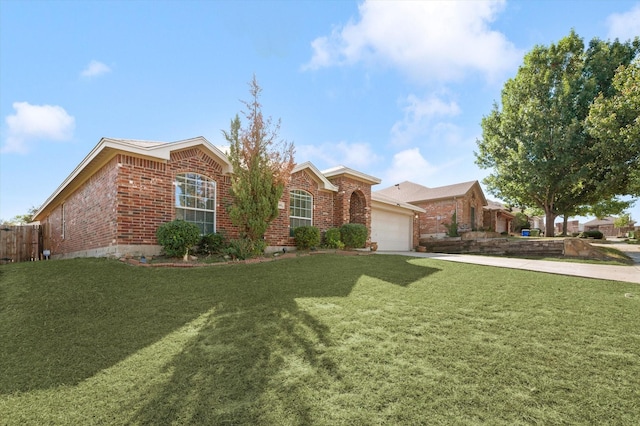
xmin=289 ymin=190 xmax=312 ymax=235
xmin=175 ymin=173 xmax=216 ymax=234
xmin=61 ymin=203 xmax=66 ymax=240
xmin=471 ymin=206 xmax=476 ymax=231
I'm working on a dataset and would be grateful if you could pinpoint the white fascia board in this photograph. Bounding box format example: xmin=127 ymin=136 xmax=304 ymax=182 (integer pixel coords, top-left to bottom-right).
xmin=321 ymin=165 xmax=382 ymax=185
xmin=35 ymin=137 xmax=118 ymax=219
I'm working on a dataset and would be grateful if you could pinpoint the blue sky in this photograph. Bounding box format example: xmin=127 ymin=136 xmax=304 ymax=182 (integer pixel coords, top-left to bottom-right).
xmin=1 ymin=0 xmax=639 ymax=224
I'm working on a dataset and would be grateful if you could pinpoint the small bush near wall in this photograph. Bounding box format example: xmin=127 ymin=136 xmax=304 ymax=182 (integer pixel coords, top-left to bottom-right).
xmin=198 ymin=232 xmax=227 ymax=255
xmin=156 ymin=220 xmax=201 ymax=258
xmin=294 ymin=226 xmax=320 ymax=249
xmin=578 ymin=230 xmax=604 ymax=239
xmin=323 ymin=228 xmax=344 ymax=249
xmin=223 ymin=238 xmax=255 ymax=260
xmin=340 ymin=223 xmax=367 ymax=248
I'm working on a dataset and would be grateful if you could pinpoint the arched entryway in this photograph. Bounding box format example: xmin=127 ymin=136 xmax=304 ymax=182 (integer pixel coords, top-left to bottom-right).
xmin=349 ymin=190 xmax=367 ymax=224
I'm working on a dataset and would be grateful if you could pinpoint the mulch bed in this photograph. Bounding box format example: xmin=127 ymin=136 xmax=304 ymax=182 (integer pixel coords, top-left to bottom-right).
xmin=120 ymin=249 xmax=374 ymax=268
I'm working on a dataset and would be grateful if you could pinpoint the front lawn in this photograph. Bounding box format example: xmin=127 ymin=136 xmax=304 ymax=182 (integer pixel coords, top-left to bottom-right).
xmin=1 ymin=255 xmax=639 ymax=425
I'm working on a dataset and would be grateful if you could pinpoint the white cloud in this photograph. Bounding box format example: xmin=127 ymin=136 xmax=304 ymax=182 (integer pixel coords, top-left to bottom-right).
xmin=296 ymin=140 xmax=382 ymax=169
xmin=383 ymin=148 xmax=440 ymax=184
xmin=303 ymin=0 xmax=521 ymax=83
xmin=382 ymin=147 xmax=467 ymax=187
xmin=2 ymin=102 xmax=75 ymax=154
xmin=80 ymin=60 xmax=111 ymax=78
xmin=606 ymin=4 xmax=640 ymax=41
xmin=391 ymin=93 xmax=461 ymax=145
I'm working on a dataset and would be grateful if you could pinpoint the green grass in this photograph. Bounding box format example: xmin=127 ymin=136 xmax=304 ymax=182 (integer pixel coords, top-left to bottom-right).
xmin=1 ymin=255 xmax=639 ymax=425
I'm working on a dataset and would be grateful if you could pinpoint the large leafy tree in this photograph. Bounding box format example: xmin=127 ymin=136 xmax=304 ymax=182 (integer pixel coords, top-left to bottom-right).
xmin=476 ymin=31 xmax=639 ymax=236
xmin=223 ymin=76 xmax=295 ymax=253
xmin=587 ymin=59 xmax=640 ymax=201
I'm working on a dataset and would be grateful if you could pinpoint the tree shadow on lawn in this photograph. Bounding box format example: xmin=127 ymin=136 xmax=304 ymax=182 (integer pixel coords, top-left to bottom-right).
xmin=0 ymin=255 xmax=439 ymax=406
xmin=127 ymin=254 xmax=439 ymax=424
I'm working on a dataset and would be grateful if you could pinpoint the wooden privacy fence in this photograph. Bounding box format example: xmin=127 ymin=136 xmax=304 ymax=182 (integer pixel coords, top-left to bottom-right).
xmin=0 ymin=225 xmax=47 ymax=264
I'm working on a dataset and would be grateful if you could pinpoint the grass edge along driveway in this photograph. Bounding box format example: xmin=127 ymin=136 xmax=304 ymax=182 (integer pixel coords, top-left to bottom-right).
xmin=1 ymin=255 xmax=639 ymax=425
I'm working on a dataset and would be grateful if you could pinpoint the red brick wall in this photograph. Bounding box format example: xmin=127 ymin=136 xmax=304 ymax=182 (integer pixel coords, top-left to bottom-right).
xmin=416 ymin=190 xmax=485 ymax=236
xmin=167 ymin=148 xmax=237 ymax=240
xmin=42 ymin=148 xmax=382 ymax=255
xmin=327 ymin=176 xmax=373 ymax=245
xmin=44 ymin=157 xmax=119 ymax=255
xmin=113 ymin=148 xmax=238 ymax=246
xmin=265 ymin=169 xmax=336 ymax=247
xmin=44 ymin=148 xmax=238 ymax=256
xmin=417 ymin=199 xmax=458 ymax=236
xmin=115 ymin=154 xmax=171 ymax=245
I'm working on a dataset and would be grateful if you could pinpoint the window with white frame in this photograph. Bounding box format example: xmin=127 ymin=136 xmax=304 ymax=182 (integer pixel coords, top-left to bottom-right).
xmin=289 ymin=190 xmax=312 ymax=235
xmin=175 ymin=173 xmax=216 ymax=234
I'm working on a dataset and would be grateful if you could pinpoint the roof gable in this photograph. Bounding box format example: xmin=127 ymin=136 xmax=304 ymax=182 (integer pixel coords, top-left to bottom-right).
xmin=321 ymin=165 xmax=381 ymax=185
xmin=291 ymin=162 xmax=339 ymax=192
xmin=34 ymin=136 xmax=232 ymax=220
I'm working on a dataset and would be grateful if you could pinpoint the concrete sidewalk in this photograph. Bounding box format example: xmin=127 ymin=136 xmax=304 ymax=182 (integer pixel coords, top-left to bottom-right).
xmin=379 ymin=251 xmax=640 ymax=284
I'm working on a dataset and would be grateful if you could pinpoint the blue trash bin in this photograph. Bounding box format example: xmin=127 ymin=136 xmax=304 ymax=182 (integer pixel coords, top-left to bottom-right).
xmin=521 ymin=229 xmax=530 ymax=237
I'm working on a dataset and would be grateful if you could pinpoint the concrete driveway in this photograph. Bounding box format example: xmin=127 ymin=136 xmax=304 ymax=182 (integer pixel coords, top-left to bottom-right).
xmin=378 ymin=250 xmax=640 ymax=284
xmin=591 ymin=239 xmax=640 ymax=264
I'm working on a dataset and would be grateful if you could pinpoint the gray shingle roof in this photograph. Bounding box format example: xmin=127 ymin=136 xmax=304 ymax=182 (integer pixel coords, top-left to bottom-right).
xmin=375 ymin=180 xmax=482 ymax=203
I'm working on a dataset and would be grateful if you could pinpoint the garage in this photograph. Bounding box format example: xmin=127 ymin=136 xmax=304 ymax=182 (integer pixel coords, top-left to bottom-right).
xmin=371 ymin=194 xmax=425 ymax=251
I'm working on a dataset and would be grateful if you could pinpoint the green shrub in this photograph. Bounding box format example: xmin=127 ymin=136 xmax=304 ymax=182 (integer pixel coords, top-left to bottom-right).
xmin=443 ymin=212 xmax=459 ymax=237
xmin=198 ymin=232 xmax=227 ymax=255
xmin=513 ymin=212 xmax=531 ymax=232
xmin=578 ymin=230 xmax=604 ymax=239
xmin=340 ymin=223 xmax=367 ymax=248
xmin=323 ymin=228 xmax=344 ymax=249
xmin=156 ymin=220 xmax=201 ymax=258
xmin=224 ymin=238 xmax=254 ymax=260
xmin=293 ymin=226 xmax=320 ymax=249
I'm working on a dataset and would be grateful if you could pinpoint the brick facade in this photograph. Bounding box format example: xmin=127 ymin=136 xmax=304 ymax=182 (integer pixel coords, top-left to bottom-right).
xmin=326 ymin=175 xmax=373 ymax=245
xmin=36 ymin=139 xmax=382 ymax=258
xmin=264 ymin=168 xmax=337 ymax=246
xmin=414 ymin=187 xmax=486 ymax=238
xmin=44 ymin=157 xmax=119 ymax=255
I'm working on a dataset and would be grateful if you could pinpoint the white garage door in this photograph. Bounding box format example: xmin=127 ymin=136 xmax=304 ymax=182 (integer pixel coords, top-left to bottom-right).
xmin=371 ymin=208 xmax=413 ymax=251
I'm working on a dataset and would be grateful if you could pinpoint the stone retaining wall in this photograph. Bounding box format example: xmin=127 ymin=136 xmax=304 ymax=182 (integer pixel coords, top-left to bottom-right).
xmin=419 ymin=238 xmax=585 ymax=258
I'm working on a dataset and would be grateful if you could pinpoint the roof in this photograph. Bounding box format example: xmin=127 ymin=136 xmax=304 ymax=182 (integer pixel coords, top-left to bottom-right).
xmin=375 ymin=180 xmax=487 ymax=205
xmin=34 ymin=136 xmax=232 ymax=221
xmin=291 ymin=162 xmax=339 ymax=192
xmin=371 ymin=192 xmax=426 ymax=213
xmin=321 ymin=165 xmax=381 ymax=185
xmin=583 ymin=216 xmax=636 ymax=227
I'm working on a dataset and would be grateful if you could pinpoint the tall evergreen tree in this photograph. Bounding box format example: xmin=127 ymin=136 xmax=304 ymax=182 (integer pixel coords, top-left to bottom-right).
xmin=223 ymin=76 xmax=295 ymax=253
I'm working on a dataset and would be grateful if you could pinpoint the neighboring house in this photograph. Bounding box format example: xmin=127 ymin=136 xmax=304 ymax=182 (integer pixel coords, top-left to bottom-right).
xmin=33 ymin=136 xmax=422 ymax=259
xmin=483 ymin=200 xmax=515 ymax=234
xmin=375 ymin=180 xmax=487 ymax=239
xmin=583 ymin=216 xmax=636 ymax=237
xmin=555 ymin=220 xmax=582 ymax=235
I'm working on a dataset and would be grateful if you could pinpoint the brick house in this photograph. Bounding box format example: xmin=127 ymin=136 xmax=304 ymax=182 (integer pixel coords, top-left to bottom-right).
xmin=483 ymin=200 xmax=515 ymax=234
xmin=583 ymin=216 xmax=636 ymax=237
xmin=33 ymin=136 xmax=421 ymax=259
xmin=375 ymin=180 xmax=487 ymax=238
